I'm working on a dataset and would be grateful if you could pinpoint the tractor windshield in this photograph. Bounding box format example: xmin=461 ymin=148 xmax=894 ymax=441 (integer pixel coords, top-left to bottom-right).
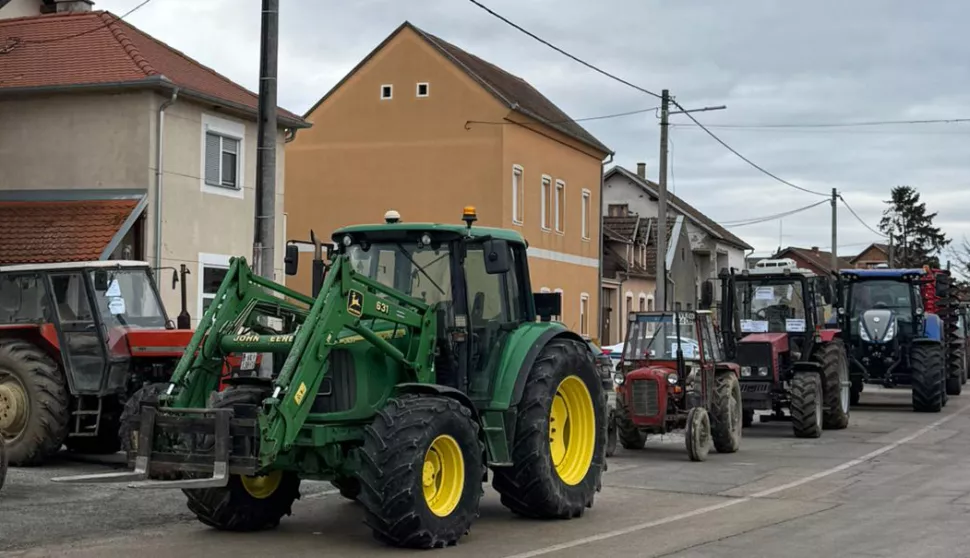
xmin=846 ymin=279 xmax=916 ymax=335
xmin=346 ymin=241 xmax=452 ymax=306
xmin=734 ymin=279 xmax=806 ymax=334
xmin=623 ymin=312 xmax=700 ymax=362
xmin=89 ymin=270 xmax=167 ymax=329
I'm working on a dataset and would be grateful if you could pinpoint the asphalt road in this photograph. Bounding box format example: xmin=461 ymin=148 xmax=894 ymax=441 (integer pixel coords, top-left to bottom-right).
xmin=4 ymin=386 xmax=970 ymax=557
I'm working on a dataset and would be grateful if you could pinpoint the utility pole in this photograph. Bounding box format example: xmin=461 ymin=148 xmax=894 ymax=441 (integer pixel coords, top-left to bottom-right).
xmin=658 ymin=93 xmax=727 ymax=311
xmin=254 ymin=0 xmax=279 ymax=280
xmin=656 ymin=90 xmax=670 ymax=311
xmin=831 ymin=188 xmax=838 ymax=271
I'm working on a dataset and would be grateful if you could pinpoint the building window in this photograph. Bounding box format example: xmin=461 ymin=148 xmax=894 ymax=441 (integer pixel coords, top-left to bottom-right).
xmin=541 ymin=175 xmax=552 ymax=231
xmin=639 ymin=293 xmax=647 ymax=311
xmin=581 ymin=189 xmax=591 ymax=240
xmin=381 ymin=84 xmax=393 ymax=99
xmin=626 ymin=294 xmax=633 ymax=317
xmin=580 ymin=293 xmax=589 ymax=336
xmin=647 ymin=297 xmax=655 ymax=311
xmin=512 ymin=165 xmax=524 ymax=225
xmin=416 ymin=82 xmax=429 ymax=97
xmin=554 ymin=180 xmax=565 ymax=234
xmin=204 ymin=132 xmax=240 ymax=190
xmin=608 ymin=204 xmax=629 ymax=217
xmin=198 ymin=254 xmax=233 ymax=317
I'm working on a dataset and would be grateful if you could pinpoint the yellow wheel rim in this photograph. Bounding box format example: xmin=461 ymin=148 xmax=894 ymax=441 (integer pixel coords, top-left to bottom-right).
xmin=422 ymin=434 xmax=465 ymax=517
xmin=549 ymin=375 xmax=595 ymax=486
xmin=240 ymin=470 xmax=283 ymax=499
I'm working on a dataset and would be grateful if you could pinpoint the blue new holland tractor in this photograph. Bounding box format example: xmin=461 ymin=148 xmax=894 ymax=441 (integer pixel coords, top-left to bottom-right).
xmin=839 ymin=267 xmax=961 ymax=412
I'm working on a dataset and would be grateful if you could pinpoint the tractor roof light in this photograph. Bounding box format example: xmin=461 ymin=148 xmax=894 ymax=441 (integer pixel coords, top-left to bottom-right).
xmin=462 ymin=206 xmax=478 ymax=229
xmin=384 ymin=210 xmax=401 ymax=224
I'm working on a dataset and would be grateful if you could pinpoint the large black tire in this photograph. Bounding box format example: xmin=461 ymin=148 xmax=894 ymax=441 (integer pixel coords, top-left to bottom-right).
xmin=911 ymin=343 xmax=944 ymax=413
xmin=0 ymin=340 xmax=70 ymax=466
xmin=790 ymin=372 xmax=823 ymax=439
xmin=685 ymin=407 xmax=711 ymax=462
xmin=184 ymin=387 xmax=301 ymax=531
xmin=850 ymin=377 xmax=863 ymax=406
xmin=359 ymin=395 xmax=484 ymax=549
xmin=614 ymin=397 xmax=647 ymax=450
xmin=816 ymin=341 xmax=850 ymax=430
xmin=710 ymin=371 xmax=742 ymax=453
xmin=946 ymin=344 xmax=964 ymax=396
xmin=492 ymin=338 xmax=605 ymax=520
xmin=119 ymin=382 xmax=168 ymax=453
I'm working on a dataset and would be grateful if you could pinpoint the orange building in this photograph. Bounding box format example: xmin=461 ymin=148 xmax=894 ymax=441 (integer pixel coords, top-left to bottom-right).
xmin=285 ymin=22 xmax=612 ymax=338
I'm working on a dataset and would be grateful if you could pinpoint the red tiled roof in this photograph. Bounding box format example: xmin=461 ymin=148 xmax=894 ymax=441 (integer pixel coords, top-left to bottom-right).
xmin=0 ymin=10 xmax=307 ymax=126
xmin=0 ymin=199 xmax=139 ymax=264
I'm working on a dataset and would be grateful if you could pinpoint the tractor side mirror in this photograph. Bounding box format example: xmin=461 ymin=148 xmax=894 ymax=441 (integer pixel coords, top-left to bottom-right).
xmin=700 ymin=280 xmax=714 ymax=310
xmin=534 ymin=292 xmax=562 ymax=322
xmin=93 ymin=270 xmax=109 ymax=291
xmin=284 ymin=244 xmax=300 ymax=276
xmin=482 ymin=239 xmax=511 ymax=274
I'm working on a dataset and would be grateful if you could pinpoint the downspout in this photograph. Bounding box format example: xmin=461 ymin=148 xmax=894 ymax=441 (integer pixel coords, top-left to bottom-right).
xmin=598 ymin=152 xmax=614 ymax=343
xmin=154 ymin=87 xmax=179 ymax=270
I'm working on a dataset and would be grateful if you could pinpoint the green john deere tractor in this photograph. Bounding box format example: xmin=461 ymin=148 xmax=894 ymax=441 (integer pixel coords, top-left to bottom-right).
xmin=54 ymin=207 xmax=606 ymax=549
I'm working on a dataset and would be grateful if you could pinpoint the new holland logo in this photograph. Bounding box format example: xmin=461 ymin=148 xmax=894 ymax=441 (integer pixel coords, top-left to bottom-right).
xmin=347 ymin=289 xmax=363 ymax=317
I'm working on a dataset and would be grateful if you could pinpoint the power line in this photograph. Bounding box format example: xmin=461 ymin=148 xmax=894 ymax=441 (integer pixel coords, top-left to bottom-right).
xmin=838 ymin=195 xmax=888 ymax=238
xmin=674 ymin=117 xmax=970 ymax=129
xmin=466 ymin=0 xmax=661 ymax=99
xmin=465 ymin=105 xmax=660 ymax=128
xmin=722 ymin=199 xmax=829 ymax=228
xmin=670 ymin=125 xmax=970 ymax=136
xmin=466 ymin=0 xmax=828 ymax=198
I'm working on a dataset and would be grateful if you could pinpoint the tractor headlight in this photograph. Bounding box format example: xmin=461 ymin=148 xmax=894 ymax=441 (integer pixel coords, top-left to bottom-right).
xmin=667 ymin=373 xmax=679 ymax=385
xmin=883 ymin=320 xmax=896 ymax=341
xmin=341 ymin=234 xmax=353 ymax=247
xmin=741 ymin=366 xmax=752 ymax=377
xmin=860 ymin=326 xmax=871 ymax=342
xmin=758 ymin=366 xmax=770 ymax=377
xmin=420 ymin=233 xmax=432 ymax=247
xmin=613 ymin=372 xmax=625 ymax=386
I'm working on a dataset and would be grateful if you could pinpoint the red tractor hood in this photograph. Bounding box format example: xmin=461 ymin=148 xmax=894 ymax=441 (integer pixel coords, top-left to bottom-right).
xmin=626 ymin=363 xmax=677 ymax=381
xmin=739 ymin=332 xmax=789 ymax=352
xmin=123 ymin=329 xmax=194 ymax=357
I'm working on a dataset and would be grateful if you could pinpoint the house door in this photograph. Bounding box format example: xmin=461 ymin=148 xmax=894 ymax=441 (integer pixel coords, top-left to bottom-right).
xmin=48 ymin=273 xmax=108 ymax=394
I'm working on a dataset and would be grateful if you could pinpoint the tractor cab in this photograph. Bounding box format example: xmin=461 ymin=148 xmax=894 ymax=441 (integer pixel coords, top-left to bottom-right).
xmin=613 ymin=310 xmax=742 ymax=461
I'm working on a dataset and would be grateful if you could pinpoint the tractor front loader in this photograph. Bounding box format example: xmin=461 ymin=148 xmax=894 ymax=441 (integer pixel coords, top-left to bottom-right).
xmin=54 ymin=208 xmax=606 ymax=549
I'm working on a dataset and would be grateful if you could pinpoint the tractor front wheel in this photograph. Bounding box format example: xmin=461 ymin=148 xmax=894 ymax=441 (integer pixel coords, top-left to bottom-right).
xmin=359 ymin=394 xmax=484 ymax=549
xmin=492 ymin=338 xmax=605 ymax=520
xmin=184 ymin=387 xmax=301 ymax=531
xmin=0 ymin=340 xmax=70 ymax=466
xmin=911 ymin=343 xmax=944 ymax=413
xmin=710 ymin=371 xmax=742 ymax=453
xmin=790 ymin=372 xmax=823 ymax=439
xmin=614 ymin=397 xmax=647 ymax=450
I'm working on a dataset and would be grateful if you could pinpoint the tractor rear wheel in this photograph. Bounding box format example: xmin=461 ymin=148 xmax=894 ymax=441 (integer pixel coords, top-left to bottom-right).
xmin=0 ymin=340 xmax=70 ymax=466
xmin=614 ymin=397 xmax=647 ymax=450
xmin=911 ymin=343 xmax=944 ymax=413
xmin=790 ymin=372 xmax=823 ymax=439
xmin=710 ymin=371 xmax=742 ymax=453
xmin=816 ymin=341 xmax=850 ymax=430
xmin=946 ymin=344 xmax=963 ymax=396
xmin=492 ymin=338 xmax=605 ymax=520
xmin=359 ymin=394 xmax=484 ymax=549
xmin=184 ymin=387 xmax=301 ymax=531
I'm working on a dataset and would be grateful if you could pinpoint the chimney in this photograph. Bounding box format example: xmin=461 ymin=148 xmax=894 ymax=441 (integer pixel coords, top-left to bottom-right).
xmin=636 ymin=162 xmax=646 ymax=179
xmin=811 ymin=246 xmax=819 ymax=254
xmin=54 ymin=0 xmax=94 ymax=13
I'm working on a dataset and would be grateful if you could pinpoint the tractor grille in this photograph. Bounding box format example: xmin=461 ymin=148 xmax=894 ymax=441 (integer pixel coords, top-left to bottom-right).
xmin=740 ymin=383 xmax=771 ymax=393
xmin=737 ymin=342 xmax=773 ymax=371
xmin=310 ymin=349 xmax=357 ymax=414
xmin=631 ymin=379 xmax=660 ymax=417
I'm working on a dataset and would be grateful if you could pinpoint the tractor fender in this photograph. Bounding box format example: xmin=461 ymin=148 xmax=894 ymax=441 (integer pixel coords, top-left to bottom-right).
xmin=792 ymin=360 xmax=822 ymax=376
xmin=921 ymin=313 xmax=943 ymax=342
xmin=714 ymin=362 xmax=740 ymax=377
xmin=394 ymin=382 xmax=480 ymax=421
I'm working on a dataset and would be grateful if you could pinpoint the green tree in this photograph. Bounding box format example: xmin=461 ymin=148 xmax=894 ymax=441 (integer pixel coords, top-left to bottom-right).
xmin=879 ymin=185 xmax=949 ymax=268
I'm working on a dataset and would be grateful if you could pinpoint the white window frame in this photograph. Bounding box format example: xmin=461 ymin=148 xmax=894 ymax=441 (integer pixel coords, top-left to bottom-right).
xmin=381 ymin=84 xmax=393 ymax=99
xmin=581 ymin=188 xmax=591 ymax=241
xmin=554 ymin=179 xmax=566 ymax=234
xmin=540 ymin=175 xmax=552 ymax=231
xmin=580 ymin=292 xmax=590 ymax=336
xmin=647 ymin=296 xmax=655 ymax=311
xmin=416 ymin=82 xmax=429 ymax=97
xmin=638 ymin=293 xmax=647 ymax=312
xmin=201 ymin=113 xmax=246 ymax=199
xmin=512 ymin=164 xmax=524 ymax=225
xmin=198 ymin=252 xmax=232 ymax=318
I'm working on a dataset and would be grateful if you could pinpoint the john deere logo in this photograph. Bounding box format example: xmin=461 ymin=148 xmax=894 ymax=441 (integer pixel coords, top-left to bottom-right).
xmin=347 ymin=289 xmax=363 ymax=317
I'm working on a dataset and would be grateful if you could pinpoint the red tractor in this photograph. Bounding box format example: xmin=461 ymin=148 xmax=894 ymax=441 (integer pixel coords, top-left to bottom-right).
xmin=612 ymin=309 xmax=743 ymax=461
xmin=0 ymin=261 xmax=254 ymax=466
xmin=718 ymin=262 xmax=850 ymax=438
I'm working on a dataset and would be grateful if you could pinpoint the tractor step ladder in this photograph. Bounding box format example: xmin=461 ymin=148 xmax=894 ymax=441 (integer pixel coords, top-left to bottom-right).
xmin=52 ymin=406 xmax=233 ymax=489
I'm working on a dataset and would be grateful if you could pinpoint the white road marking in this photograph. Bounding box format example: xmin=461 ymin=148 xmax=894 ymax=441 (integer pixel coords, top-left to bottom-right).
xmin=605 ymin=464 xmax=641 ymax=474
xmin=302 ymin=489 xmax=339 ymax=500
xmin=502 ymin=406 xmax=968 ymax=558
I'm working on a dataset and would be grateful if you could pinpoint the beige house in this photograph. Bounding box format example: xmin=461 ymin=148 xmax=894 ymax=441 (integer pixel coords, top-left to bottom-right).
xmin=285 ymin=22 xmax=611 ymax=338
xmin=0 ymin=1 xmax=309 ymax=321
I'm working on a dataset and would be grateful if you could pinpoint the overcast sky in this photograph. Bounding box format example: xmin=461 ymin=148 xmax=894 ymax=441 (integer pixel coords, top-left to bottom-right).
xmin=99 ymin=0 xmax=970 ymax=259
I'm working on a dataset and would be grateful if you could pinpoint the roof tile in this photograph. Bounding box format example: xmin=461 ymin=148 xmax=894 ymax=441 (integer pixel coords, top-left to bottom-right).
xmin=0 ymin=199 xmax=138 ymax=264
